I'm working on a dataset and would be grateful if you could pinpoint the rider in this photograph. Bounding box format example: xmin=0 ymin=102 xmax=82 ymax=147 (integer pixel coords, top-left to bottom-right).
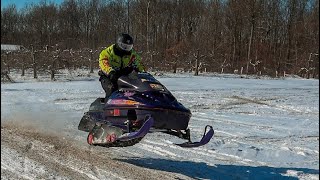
xmin=98 ymin=33 xmax=145 ymax=100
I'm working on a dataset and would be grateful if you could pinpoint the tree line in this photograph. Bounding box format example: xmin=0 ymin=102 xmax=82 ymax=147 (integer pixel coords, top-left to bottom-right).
xmin=1 ymin=0 xmax=319 ymax=78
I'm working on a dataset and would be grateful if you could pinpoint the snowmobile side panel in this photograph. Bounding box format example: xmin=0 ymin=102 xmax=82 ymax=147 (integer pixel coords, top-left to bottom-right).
xmin=105 ymin=107 xmax=191 ymax=130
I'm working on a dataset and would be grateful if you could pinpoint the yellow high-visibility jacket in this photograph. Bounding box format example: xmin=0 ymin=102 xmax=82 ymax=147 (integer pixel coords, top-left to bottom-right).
xmin=99 ymin=44 xmax=145 ymax=75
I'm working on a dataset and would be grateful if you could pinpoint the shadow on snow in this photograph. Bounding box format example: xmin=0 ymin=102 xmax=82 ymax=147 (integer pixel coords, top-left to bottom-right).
xmin=115 ymin=157 xmax=319 ymax=180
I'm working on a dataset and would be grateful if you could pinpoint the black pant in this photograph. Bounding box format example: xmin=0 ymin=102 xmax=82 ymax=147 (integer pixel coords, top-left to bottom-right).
xmin=99 ymin=75 xmax=118 ymax=100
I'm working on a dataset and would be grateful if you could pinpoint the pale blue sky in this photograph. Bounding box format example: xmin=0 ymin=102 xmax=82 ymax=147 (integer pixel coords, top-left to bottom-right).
xmin=1 ymin=0 xmax=63 ymax=10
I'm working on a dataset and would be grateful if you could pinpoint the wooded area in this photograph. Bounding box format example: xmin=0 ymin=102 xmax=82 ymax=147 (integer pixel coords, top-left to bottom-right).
xmin=1 ymin=0 xmax=319 ymax=78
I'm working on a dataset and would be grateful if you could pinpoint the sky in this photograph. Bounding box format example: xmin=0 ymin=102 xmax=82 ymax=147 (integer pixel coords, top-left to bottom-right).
xmin=1 ymin=0 xmax=63 ymax=10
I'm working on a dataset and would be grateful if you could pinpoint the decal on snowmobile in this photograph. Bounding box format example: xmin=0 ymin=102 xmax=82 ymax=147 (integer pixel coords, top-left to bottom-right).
xmin=108 ymin=99 xmax=141 ymax=105
xmin=149 ymin=83 xmax=164 ymax=91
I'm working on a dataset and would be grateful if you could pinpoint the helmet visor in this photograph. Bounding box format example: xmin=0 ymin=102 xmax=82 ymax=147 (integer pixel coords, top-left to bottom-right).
xmin=118 ymin=42 xmax=133 ymax=51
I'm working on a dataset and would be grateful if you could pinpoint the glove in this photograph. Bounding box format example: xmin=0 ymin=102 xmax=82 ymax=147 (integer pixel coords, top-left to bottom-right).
xmin=98 ymin=70 xmax=105 ymax=77
xmin=118 ymin=66 xmax=134 ymax=76
xmin=98 ymin=70 xmax=107 ymax=82
xmin=128 ymin=70 xmax=138 ymax=79
xmin=108 ymin=71 xmax=120 ymax=83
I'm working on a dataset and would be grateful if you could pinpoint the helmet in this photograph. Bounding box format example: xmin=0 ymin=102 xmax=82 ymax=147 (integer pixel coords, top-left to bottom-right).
xmin=116 ymin=33 xmax=133 ymax=52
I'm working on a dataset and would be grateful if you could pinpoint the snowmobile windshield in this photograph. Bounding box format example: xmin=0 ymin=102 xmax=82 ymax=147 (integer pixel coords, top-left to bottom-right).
xmin=117 ymin=73 xmax=166 ymax=92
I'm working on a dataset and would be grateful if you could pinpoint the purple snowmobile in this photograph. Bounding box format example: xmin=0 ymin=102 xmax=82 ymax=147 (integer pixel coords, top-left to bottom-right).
xmin=78 ymin=72 xmax=214 ymax=148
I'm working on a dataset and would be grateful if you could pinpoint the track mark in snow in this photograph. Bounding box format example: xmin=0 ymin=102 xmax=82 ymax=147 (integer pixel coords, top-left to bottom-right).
xmin=282 ymin=170 xmax=319 ymax=180
xmin=193 ymin=115 xmax=273 ymax=130
xmin=140 ymin=143 xmax=182 ymax=158
xmin=144 ymin=138 xmax=269 ymax=167
xmin=1 ymin=122 xmax=191 ymax=180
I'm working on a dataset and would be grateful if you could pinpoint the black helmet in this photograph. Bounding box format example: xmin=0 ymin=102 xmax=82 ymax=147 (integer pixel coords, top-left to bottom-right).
xmin=116 ymin=33 xmax=133 ymax=52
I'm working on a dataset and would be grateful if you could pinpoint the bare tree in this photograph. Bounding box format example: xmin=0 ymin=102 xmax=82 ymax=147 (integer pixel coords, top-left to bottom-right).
xmin=1 ymin=0 xmax=319 ymax=78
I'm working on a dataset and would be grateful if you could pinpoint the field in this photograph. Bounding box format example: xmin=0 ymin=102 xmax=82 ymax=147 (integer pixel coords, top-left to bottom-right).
xmin=1 ymin=71 xmax=319 ymax=180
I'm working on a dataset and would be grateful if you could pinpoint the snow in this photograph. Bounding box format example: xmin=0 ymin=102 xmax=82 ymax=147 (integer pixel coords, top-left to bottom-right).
xmin=1 ymin=44 xmax=24 ymax=51
xmin=1 ymin=70 xmax=319 ymax=180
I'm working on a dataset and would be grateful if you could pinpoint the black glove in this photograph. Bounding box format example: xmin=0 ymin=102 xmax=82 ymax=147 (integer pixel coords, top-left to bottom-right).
xmin=128 ymin=69 xmax=138 ymax=79
xmin=98 ymin=70 xmax=105 ymax=77
xmin=109 ymin=71 xmax=120 ymax=83
xmin=118 ymin=66 xmax=134 ymax=76
xmin=98 ymin=70 xmax=107 ymax=82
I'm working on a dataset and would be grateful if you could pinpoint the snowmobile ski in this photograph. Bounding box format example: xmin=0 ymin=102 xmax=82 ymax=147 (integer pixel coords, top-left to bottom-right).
xmin=175 ymin=125 xmax=214 ymax=148
xmin=117 ymin=116 xmax=154 ymax=141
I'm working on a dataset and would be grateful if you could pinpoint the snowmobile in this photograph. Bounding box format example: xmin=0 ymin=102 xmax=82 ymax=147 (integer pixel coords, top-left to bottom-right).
xmin=78 ymin=72 xmax=214 ymax=148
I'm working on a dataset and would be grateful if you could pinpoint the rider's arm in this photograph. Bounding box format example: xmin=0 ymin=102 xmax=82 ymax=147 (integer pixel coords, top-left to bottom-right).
xmin=99 ymin=47 xmax=115 ymax=75
xmin=131 ymin=51 xmax=146 ymax=72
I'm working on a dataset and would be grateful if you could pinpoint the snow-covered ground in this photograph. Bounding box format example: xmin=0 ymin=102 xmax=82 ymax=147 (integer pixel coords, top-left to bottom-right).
xmin=1 ymin=71 xmax=319 ymax=180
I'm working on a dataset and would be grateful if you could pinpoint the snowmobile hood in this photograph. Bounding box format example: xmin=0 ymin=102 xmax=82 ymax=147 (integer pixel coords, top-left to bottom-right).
xmin=106 ymin=72 xmax=190 ymax=113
